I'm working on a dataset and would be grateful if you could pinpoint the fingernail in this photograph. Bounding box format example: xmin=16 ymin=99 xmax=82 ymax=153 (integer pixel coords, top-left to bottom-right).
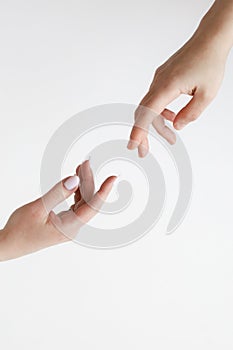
xmin=64 ymin=175 xmax=80 ymax=190
xmin=127 ymin=140 xmax=139 ymax=150
xmin=138 ymin=147 xmax=148 ymax=158
xmin=174 ymin=122 xmax=185 ymax=130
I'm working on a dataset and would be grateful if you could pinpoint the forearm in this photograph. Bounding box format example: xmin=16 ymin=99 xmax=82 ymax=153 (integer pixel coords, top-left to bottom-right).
xmin=195 ymin=0 xmax=233 ymax=56
xmin=0 ymin=228 xmax=16 ymax=262
xmin=0 ymin=229 xmax=7 ymax=262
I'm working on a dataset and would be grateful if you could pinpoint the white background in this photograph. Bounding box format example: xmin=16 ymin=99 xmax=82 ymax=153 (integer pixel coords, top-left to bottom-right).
xmin=0 ymin=0 xmax=233 ymax=348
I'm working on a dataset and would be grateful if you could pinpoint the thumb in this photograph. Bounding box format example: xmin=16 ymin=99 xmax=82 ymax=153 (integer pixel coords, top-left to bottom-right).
xmin=173 ymin=91 xmax=212 ymax=130
xmin=42 ymin=175 xmax=80 ymax=214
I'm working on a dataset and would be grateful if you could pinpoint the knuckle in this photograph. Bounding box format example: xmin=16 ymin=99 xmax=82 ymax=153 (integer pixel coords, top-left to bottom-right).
xmin=154 ymin=66 xmax=162 ymax=76
xmin=160 ymin=75 xmax=178 ymax=91
xmin=199 ymin=90 xmax=215 ymax=103
xmin=134 ymin=106 xmax=143 ymax=120
xmin=47 ymin=213 xmax=69 ymax=243
xmin=188 ymin=113 xmax=199 ymax=122
xmin=154 ymin=62 xmax=166 ymax=76
xmin=28 ymin=199 xmax=44 ymax=218
xmin=167 ymin=73 xmax=179 ymax=87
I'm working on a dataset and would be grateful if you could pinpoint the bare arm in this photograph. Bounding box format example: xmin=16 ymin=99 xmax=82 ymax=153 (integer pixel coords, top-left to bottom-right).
xmin=0 ymin=161 xmax=116 ymax=261
xmin=128 ymin=0 xmax=233 ymax=157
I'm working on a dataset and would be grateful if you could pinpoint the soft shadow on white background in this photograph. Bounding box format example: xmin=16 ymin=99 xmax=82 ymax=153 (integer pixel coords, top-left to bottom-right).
xmin=0 ymin=0 xmax=233 ymax=349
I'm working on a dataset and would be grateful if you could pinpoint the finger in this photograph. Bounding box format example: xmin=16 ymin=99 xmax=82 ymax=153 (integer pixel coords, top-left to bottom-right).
xmin=152 ymin=115 xmax=176 ymax=145
xmin=75 ymin=176 xmax=117 ymax=224
xmin=72 ymin=165 xmax=82 ymax=204
xmin=128 ymin=84 xmax=180 ymax=147
xmin=76 ymin=165 xmax=81 ymax=176
xmin=79 ymin=160 xmax=95 ymax=203
xmin=128 ymin=108 xmax=176 ymax=150
xmin=128 ymin=105 xmax=153 ymax=149
xmin=69 ymin=160 xmax=95 ymax=207
xmin=74 ymin=188 xmax=81 ymax=203
xmin=173 ymin=90 xmax=212 ymax=130
xmin=138 ymin=137 xmax=149 ymax=158
xmin=161 ymin=108 xmax=176 ymax=122
xmin=42 ymin=175 xmax=80 ymax=214
xmin=129 ymin=107 xmax=176 ymax=154
xmin=51 ymin=176 xmax=117 ymax=239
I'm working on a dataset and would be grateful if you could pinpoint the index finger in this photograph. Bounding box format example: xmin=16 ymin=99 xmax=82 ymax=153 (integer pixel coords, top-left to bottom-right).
xmin=128 ymin=84 xmax=180 ymax=151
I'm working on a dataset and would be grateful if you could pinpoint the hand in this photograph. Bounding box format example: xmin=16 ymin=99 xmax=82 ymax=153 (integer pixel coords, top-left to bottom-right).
xmin=0 ymin=160 xmax=116 ymax=261
xmin=128 ymin=0 xmax=233 ymax=157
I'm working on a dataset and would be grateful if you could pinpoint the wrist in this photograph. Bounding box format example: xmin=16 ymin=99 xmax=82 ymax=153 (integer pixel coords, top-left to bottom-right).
xmin=195 ymin=0 xmax=233 ymax=57
xmin=0 ymin=229 xmax=7 ymax=262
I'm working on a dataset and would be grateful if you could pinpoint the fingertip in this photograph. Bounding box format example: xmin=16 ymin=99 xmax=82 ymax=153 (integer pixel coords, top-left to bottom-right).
xmin=98 ymin=176 xmax=117 ymax=197
xmin=63 ymin=175 xmax=80 ymax=191
xmin=169 ymin=135 xmax=177 ymax=145
xmin=79 ymin=159 xmax=93 ymax=181
xmin=128 ymin=125 xmax=146 ymax=150
xmin=138 ymin=145 xmax=148 ymax=158
xmin=105 ymin=175 xmax=118 ymax=186
xmin=81 ymin=159 xmax=91 ymax=171
xmin=138 ymin=151 xmax=147 ymax=158
xmin=127 ymin=139 xmax=139 ymax=150
xmin=165 ymin=130 xmax=177 ymax=144
xmin=82 ymin=159 xmax=90 ymax=166
xmin=42 ymin=176 xmax=80 ymax=214
xmin=173 ymin=121 xmax=186 ymax=130
xmin=110 ymin=175 xmax=118 ymax=180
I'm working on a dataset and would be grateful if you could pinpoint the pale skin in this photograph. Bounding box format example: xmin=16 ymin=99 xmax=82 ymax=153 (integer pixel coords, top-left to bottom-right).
xmin=128 ymin=0 xmax=233 ymax=157
xmin=1 ymin=1 xmax=233 ymax=261
xmin=0 ymin=161 xmax=116 ymax=261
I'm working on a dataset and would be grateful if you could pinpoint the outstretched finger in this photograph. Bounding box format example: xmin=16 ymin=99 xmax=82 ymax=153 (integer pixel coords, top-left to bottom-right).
xmin=78 ymin=160 xmax=95 ymax=203
xmin=152 ymin=114 xmax=176 ymax=145
xmin=74 ymin=176 xmax=117 ymax=224
xmin=128 ymin=83 xmax=179 ymax=151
